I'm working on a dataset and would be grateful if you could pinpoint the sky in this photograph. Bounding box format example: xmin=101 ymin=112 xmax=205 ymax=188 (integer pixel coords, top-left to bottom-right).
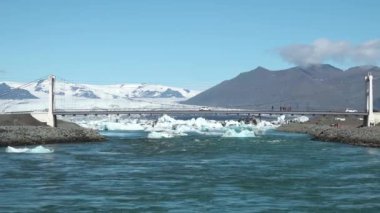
xmin=0 ymin=0 xmax=379 ymax=90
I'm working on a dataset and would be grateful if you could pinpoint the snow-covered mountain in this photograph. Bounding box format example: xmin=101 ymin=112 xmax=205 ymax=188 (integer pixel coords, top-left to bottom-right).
xmin=0 ymin=80 xmax=200 ymax=112
xmin=5 ymin=79 xmax=198 ymax=99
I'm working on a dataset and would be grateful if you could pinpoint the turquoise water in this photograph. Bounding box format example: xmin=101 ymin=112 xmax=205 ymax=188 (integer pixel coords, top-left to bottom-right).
xmin=1 ymin=131 xmax=380 ymax=212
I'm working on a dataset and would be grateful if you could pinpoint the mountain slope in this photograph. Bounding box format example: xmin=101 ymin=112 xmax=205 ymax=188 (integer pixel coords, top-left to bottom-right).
xmin=0 ymin=83 xmax=38 ymax=99
xmin=183 ymin=64 xmax=380 ymax=111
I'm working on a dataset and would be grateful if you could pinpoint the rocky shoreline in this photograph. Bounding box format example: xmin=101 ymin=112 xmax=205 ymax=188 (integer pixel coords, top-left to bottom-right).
xmin=277 ymin=123 xmax=380 ymax=148
xmin=0 ymin=114 xmax=105 ymax=147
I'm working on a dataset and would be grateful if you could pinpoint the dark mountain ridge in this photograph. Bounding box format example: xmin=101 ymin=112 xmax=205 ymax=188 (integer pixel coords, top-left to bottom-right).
xmin=0 ymin=83 xmax=38 ymax=100
xmin=183 ymin=64 xmax=380 ymax=111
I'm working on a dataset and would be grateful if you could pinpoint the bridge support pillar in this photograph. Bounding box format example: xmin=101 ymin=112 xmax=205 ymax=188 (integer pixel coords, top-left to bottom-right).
xmin=47 ymin=75 xmax=57 ymax=127
xmin=365 ymin=73 xmax=375 ymax=127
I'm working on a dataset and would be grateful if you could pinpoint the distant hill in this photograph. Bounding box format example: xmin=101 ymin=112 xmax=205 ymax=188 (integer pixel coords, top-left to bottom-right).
xmin=183 ymin=64 xmax=380 ymax=111
xmin=0 ymin=83 xmax=38 ymax=99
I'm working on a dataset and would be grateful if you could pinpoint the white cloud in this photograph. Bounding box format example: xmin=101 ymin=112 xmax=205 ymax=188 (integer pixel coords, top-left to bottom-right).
xmin=278 ymin=38 xmax=380 ymax=66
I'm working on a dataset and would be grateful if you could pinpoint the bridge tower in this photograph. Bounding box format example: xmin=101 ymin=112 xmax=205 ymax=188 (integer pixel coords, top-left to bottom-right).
xmin=365 ymin=73 xmax=375 ymax=127
xmin=47 ymin=75 xmax=57 ymax=127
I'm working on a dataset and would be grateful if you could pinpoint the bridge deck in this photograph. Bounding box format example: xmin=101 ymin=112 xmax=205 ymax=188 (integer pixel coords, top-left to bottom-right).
xmin=52 ymin=109 xmax=368 ymax=116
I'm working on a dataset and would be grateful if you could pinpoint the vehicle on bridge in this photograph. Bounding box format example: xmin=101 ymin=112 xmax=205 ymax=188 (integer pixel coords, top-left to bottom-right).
xmin=345 ymin=108 xmax=358 ymax=113
xmin=199 ymin=107 xmax=211 ymax=111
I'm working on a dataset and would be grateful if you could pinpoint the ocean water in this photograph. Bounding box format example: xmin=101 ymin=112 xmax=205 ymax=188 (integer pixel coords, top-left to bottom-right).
xmin=1 ymin=131 xmax=380 ymax=212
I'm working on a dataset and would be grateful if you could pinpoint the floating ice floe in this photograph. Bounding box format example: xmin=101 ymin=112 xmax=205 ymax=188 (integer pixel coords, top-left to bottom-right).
xmin=74 ymin=114 xmax=289 ymax=138
xmin=101 ymin=122 xmax=145 ymax=131
xmin=5 ymin=145 xmax=54 ymax=154
xmin=78 ymin=119 xmax=145 ymax=131
xmin=148 ymin=131 xmax=176 ymax=139
xmin=292 ymin=116 xmax=309 ymax=123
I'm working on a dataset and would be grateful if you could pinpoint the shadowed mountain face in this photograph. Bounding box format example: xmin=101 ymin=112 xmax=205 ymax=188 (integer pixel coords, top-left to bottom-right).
xmin=0 ymin=83 xmax=38 ymax=99
xmin=131 ymin=88 xmax=185 ymax=98
xmin=183 ymin=64 xmax=380 ymax=111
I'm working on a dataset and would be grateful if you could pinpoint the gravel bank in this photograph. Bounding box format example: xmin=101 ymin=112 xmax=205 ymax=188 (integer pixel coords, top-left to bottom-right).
xmin=0 ymin=114 xmax=105 ymax=147
xmin=278 ymin=123 xmax=380 ymax=148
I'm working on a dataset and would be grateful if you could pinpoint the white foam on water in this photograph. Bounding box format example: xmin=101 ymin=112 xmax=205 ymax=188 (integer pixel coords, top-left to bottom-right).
xmin=148 ymin=131 xmax=176 ymax=139
xmin=222 ymin=129 xmax=256 ymax=138
xmin=367 ymin=148 xmax=380 ymax=156
xmin=97 ymin=151 xmax=123 ymax=155
xmin=6 ymin=145 xmax=54 ymax=154
xmin=268 ymin=139 xmax=282 ymax=143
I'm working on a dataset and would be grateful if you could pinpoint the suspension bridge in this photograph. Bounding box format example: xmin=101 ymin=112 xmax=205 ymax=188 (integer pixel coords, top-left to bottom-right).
xmin=1 ymin=74 xmax=379 ymax=127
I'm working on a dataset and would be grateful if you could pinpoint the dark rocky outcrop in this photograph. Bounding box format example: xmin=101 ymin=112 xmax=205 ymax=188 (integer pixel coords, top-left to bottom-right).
xmin=277 ymin=123 xmax=380 ymax=148
xmin=73 ymin=90 xmax=100 ymax=99
xmin=132 ymin=88 xmax=185 ymax=98
xmin=70 ymin=85 xmax=100 ymax=99
xmin=0 ymin=114 xmax=46 ymax=126
xmin=0 ymin=114 xmax=105 ymax=147
xmin=0 ymin=126 xmax=105 ymax=147
xmin=0 ymin=83 xmax=38 ymax=99
xmin=159 ymin=89 xmax=185 ymax=98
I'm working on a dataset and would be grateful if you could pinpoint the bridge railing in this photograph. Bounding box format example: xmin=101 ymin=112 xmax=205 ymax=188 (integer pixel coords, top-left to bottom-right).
xmin=52 ymin=108 xmax=368 ymax=116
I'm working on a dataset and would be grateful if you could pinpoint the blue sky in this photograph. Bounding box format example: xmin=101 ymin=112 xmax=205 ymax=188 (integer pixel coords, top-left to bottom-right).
xmin=0 ymin=0 xmax=379 ymax=90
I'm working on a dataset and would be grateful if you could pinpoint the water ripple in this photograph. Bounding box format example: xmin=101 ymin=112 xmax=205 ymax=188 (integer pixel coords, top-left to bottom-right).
xmin=0 ymin=132 xmax=379 ymax=211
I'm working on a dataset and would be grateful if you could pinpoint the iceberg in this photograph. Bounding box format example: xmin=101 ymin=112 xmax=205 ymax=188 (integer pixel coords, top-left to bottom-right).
xmin=6 ymin=145 xmax=54 ymax=154
xmin=5 ymin=146 xmax=29 ymax=153
xmin=73 ymin=114 xmax=284 ymax=139
xmin=101 ymin=122 xmax=144 ymax=131
xmin=292 ymin=116 xmax=309 ymax=123
xmin=148 ymin=131 xmax=176 ymax=139
xmin=272 ymin=115 xmax=286 ymax=125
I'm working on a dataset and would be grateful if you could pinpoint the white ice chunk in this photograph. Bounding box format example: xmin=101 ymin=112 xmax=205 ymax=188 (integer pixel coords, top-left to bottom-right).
xmin=6 ymin=145 xmax=54 ymax=154
xmin=292 ymin=116 xmax=309 ymax=123
xmin=102 ymin=122 xmax=144 ymax=131
xmin=272 ymin=115 xmax=286 ymax=125
xmin=72 ymin=114 xmax=280 ymax=138
xmin=335 ymin=117 xmax=346 ymax=122
xmin=5 ymin=146 xmax=29 ymax=153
